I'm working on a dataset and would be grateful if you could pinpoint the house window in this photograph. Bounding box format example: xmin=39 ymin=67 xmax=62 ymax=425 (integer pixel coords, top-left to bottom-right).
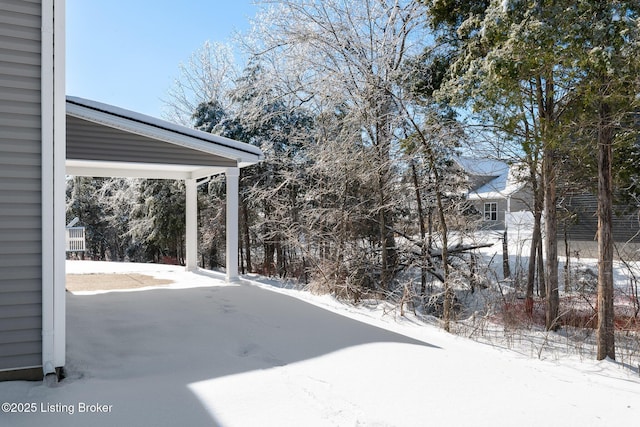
xmin=484 ymin=202 xmax=497 ymax=221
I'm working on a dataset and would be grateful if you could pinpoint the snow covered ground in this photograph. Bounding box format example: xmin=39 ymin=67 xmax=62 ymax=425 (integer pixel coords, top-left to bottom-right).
xmin=0 ymin=260 xmax=638 ymax=426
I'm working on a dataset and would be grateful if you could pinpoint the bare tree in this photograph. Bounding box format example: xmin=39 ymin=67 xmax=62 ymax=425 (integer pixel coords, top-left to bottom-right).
xmin=164 ymin=41 xmax=239 ymax=125
xmin=250 ymin=0 xmax=428 ymax=289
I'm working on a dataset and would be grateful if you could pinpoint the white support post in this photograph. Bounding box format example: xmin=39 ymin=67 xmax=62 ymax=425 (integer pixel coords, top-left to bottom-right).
xmin=42 ymin=0 xmax=67 ymax=377
xmin=225 ymin=167 xmax=240 ymax=282
xmin=185 ymin=178 xmax=198 ymax=271
xmin=52 ymin=0 xmax=66 ymax=370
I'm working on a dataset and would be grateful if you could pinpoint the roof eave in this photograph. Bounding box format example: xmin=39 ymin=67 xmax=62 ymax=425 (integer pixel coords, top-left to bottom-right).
xmin=66 ymin=97 xmax=264 ymax=167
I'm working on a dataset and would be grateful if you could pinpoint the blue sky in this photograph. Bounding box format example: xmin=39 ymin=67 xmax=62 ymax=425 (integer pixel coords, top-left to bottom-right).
xmin=66 ymin=0 xmax=258 ymax=119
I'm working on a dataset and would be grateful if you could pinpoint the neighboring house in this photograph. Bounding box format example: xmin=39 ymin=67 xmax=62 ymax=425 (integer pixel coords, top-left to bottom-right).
xmin=0 ymin=0 xmax=263 ymax=381
xmin=558 ymin=192 xmax=640 ymax=259
xmin=456 ymin=157 xmax=532 ymax=230
xmin=456 ymin=158 xmax=640 ymax=258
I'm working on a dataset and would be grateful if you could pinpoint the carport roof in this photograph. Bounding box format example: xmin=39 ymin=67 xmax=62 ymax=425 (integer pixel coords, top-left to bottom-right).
xmin=65 ymin=96 xmax=264 ymax=180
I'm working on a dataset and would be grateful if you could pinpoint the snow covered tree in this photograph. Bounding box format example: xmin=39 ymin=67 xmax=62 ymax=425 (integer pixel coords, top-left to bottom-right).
xmin=165 ymin=40 xmax=238 ymax=125
xmin=97 ymin=178 xmax=138 ymax=261
xmin=66 ymin=177 xmax=140 ymax=261
xmin=129 ymin=180 xmax=186 ymax=264
xmin=422 ymin=0 xmax=640 ymax=344
xmin=197 ymin=176 xmax=227 ymax=269
xmin=66 ymin=177 xmax=111 ymax=260
xmin=561 ymin=1 xmax=640 ymax=360
xmin=192 ymin=100 xmax=226 ymax=133
xmin=424 ymin=0 xmax=591 ymax=331
xmin=185 ymin=60 xmax=315 ymax=277
xmin=399 ymin=113 xmax=467 ymax=330
xmin=230 ymin=62 xmax=314 ymax=277
xmin=249 ymin=0 xmax=429 ymax=289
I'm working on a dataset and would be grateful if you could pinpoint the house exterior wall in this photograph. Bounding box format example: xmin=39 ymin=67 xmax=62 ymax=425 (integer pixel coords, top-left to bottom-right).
xmin=476 ymin=198 xmax=508 ymax=230
xmin=0 ymin=0 xmax=43 ymax=375
xmin=509 ymin=190 xmax=533 ymax=212
xmin=470 ymin=188 xmax=533 ymax=231
xmin=557 ymin=192 xmax=640 ymax=260
xmin=559 ymin=193 xmax=640 ymax=243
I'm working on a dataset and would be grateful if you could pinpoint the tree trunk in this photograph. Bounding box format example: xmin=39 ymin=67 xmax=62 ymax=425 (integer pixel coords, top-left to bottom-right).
xmin=502 ymin=229 xmax=511 ymax=279
xmin=526 ymin=213 xmax=541 ymax=314
xmin=425 ymin=153 xmax=451 ymax=331
xmin=564 ymin=222 xmax=571 ymax=293
xmin=537 ymin=236 xmax=545 ymax=298
xmin=411 ymin=162 xmax=428 ymax=296
xmin=526 ymin=174 xmax=543 ymax=313
xmin=277 ymin=241 xmax=286 ymax=278
xmin=439 ymin=187 xmax=452 ymax=332
xmin=378 ymin=202 xmax=390 ymax=288
xmin=377 ymin=158 xmax=396 ymax=290
xmin=241 ymin=197 xmax=252 ymax=273
xmin=240 ymin=242 xmax=245 ymax=275
xmin=374 ymin=95 xmax=396 ymax=291
xmin=596 ymin=100 xmax=615 ymax=360
xmin=537 ymin=71 xmax=559 ymax=330
xmin=543 ymin=145 xmax=559 ymax=331
xmin=427 ymin=186 xmax=434 ymax=293
xmin=265 ymin=242 xmax=275 ymax=276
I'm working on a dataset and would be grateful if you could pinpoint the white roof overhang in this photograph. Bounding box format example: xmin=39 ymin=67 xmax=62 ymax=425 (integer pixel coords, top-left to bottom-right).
xmin=65 ymin=96 xmax=264 ymax=180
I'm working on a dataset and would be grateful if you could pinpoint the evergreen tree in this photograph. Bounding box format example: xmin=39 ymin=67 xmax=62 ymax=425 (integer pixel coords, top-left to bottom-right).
xmin=66 ymin=177 xmax=111 ymax=260
xmin=564 ymin=0 xmax=640 ymax=360
xmin=423 ymin=0 xmax=588 ymax=331
xmin=129 ymin=180 xmax=186 ymax=263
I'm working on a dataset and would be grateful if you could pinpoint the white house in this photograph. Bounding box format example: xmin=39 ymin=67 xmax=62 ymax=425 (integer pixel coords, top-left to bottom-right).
xmin=456 ymin=157 xmax=531 ymax=230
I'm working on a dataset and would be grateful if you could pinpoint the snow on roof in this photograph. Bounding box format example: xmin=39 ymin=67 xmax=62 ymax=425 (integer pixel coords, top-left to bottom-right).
xmin=456 ymin=157 xmax=509 ymax=177
xmin=66 ymin=96 xmax=264 ymax=162
xmin=456 ymin=157 xmax=527 ymax=200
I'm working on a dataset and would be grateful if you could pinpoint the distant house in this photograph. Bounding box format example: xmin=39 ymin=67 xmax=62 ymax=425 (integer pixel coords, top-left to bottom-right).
xmin=456 ymin=157 xmax=532 ymax=231
xmin=558 ymin=192 xmax=640 ymax=258
xmin=0 ymin=0 xmax=263 ymax=381
xmin=456 ymin=158 xmax=640 ymax=258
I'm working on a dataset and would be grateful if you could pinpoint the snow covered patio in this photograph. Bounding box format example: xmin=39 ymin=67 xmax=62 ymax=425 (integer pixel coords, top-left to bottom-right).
xmin=1 ymin=261 xmax=639 ymax=426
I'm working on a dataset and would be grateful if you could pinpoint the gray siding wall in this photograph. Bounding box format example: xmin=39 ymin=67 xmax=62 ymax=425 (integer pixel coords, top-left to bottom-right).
xmin=0 ymin=0 xmax=42 ymax=371
xmin=559 ymin=193 xmax=640 ymax=243
xmin=510 ymin=188 xmax=533 ymax=212
xmin=471 ymin=198 xmax=509 ymax=230
xmin=477 ymin=198 xmax=507 ymax=230
xmin=471 ymin=188 xmax=533 ymax=231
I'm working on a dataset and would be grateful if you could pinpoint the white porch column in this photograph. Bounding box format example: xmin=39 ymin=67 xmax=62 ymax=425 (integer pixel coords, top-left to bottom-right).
xmin=226 ymin=167 xmax=240 ymax=281
xmin=42 ymin=0 xmax=66 ymax=376
xmin=185 ymin=178 xmax=198 ymax=271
